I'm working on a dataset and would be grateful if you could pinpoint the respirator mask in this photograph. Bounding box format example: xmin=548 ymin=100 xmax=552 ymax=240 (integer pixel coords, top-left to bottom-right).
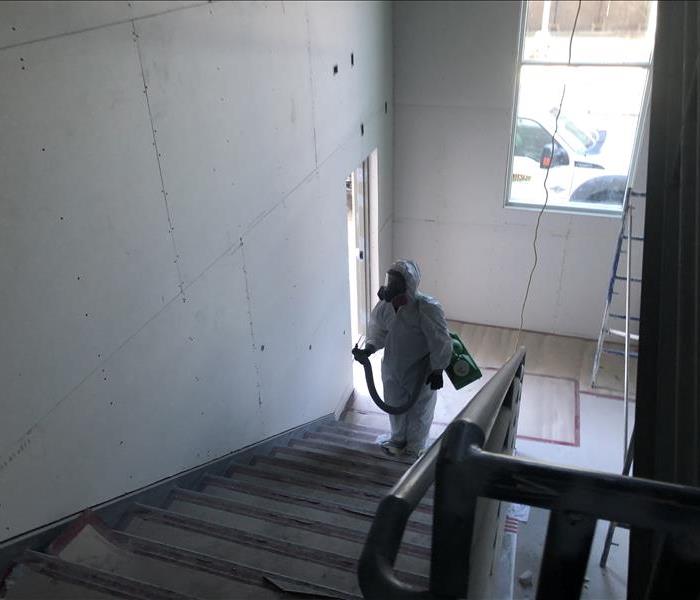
xmin=377 ymin=270 xmax=407 ymax=303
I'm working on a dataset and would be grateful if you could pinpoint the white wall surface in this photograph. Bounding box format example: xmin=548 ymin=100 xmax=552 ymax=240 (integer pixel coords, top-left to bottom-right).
xmin=392 ymin=1 xmax=646 ymax=339
xmin=0 ymin=0 xmax=393 ymax=541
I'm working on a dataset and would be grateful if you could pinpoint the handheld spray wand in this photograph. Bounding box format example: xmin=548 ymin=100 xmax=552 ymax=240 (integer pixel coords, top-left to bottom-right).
xmin=352 ymin=344 xmax=431 ymax=415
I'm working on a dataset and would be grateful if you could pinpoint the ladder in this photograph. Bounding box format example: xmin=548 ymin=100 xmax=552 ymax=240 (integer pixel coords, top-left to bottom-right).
xmin=600 ymin=427 xmax=635 ymax=568
xmin=595 ymin=187 xmax=645 ymax=569
xmin=591 ymin=190 xmax=645 ymax=402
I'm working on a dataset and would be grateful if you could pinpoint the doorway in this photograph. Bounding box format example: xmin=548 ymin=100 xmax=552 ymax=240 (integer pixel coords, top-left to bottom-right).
xmin=346 ymin=156 xmax=373 ymax=345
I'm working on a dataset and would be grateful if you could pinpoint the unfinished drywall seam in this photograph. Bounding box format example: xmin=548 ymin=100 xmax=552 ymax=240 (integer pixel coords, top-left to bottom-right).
xmin=0 ymin=242 xmax=254 ymax=473
xmin=1 ymin=62 xmax=387 ymax=476
xmin=240 ymin=241 xmax=265 ymax=426
xmin=0 ymin=2 xmax=207 ymax=53
xmin=303 ymin=1 xmax=318 ymax=167
xmin=553 ymin=220 xmax=574 ymax=332
xmin=242 ymin=105 xmax=385 ymax=241
xmin=131 ymin=19 xmax=186 ymax=303
xmin=0 ymin=283 xmax=186 ymax=470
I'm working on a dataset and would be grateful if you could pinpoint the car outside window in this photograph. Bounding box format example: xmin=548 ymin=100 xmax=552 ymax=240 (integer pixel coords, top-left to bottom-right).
xmin=515 ymin=118 xmax=559 ymax=162
xmin=506 ymin=0 xmax=656 ymax=213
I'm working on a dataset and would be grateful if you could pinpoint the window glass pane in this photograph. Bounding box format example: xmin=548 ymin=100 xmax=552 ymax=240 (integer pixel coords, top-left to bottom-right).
xmin=523 ymin=0 xmax=657 ymax=64
xmin=510 ymin=64 xmax=648 ymax=209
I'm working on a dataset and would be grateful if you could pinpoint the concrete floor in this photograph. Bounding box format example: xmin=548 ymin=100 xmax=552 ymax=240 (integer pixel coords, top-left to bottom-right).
xmin=344 ymin=321 xmax=635 ymax=599
xmin=514 ymin=393 xmax=632 ymax=600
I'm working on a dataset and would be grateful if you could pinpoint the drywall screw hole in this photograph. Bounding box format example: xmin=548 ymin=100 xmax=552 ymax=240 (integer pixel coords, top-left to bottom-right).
xmin=309 ymin=345 xmax=312 ymax=350
xmin=11 ymin=26 xmax=16 ymax=31
xmin=361 ymin=123 xmax=364 ymax=136
xmin=41 ymin=148 xmax=45 ymax=151
xmin=260 ymin=345 xmax=265 ymax=351
xmin=85 ymin=313 xmax=89 ymax=317
xmin=385 ymin=101 xmax=388 ymax=114
xmin=21 ymin=66 xmax=25 ymax=70
xmin=60 ymin=217 xmax=64 ymax=220
xmin=351 ymin=53 xmax=354 ymax=66
xmin=333 ymin=64 xmax=338 ymax=75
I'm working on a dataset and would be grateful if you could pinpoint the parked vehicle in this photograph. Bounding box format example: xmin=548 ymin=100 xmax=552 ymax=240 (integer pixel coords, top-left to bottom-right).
xmin=511 ymin=112 xmax=626 ymax=205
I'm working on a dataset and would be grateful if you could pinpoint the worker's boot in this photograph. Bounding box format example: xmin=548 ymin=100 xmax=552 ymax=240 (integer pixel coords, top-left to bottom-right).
xmin=376 ymin=433 xmax=406 ymax=456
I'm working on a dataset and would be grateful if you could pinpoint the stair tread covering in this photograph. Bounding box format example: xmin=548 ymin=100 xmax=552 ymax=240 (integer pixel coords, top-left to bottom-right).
xmin=4 ymin=420 xmax=431 ymax=598
xmin=302 ymin=431 xmax=416 ymax=464
xmin=2 ymin=564 xmax=121 ymax=599
xmin=50 ymin=522 xmax=291 ymax=599
xmin=199 ymin=475 xmax=432 ymax=534
xmin=220 ymin=469 xmax=433 ymax=525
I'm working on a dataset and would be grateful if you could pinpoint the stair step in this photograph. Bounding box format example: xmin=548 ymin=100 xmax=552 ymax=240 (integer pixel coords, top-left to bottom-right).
xmin=201 ymin=479 xmax=431 ymax=548
xmin=165 ymin=488 xmax=431 ymax=564
xmin=201 ymin=475 xmax=431 ymax=537
xmin=231 ymin=457 xmax=434 ymax=509
xmin=222 ymin=466 xmax=432 ymax=525
xmin=2 ymin=564 xmax=120 ymax=600
xmin=315 ymin=425 xmax=377 ymax=443
xmin=248 ymin=455 xmax=414 ymax=493
xmin=109 ymin=529 xmax=361 ymax=599
xmin=288 ymin=438 xmax=409 ymax=470
xmin=124 ymin=505 xmax=428 ymax=594
xmin=302 ymin=432 xmax=415 ymax=464
xmin=271 ymin=446 xmax=407 ymax=478
xmin=322 ymin=421 xmax=387 ymax=435
xmin=51 ymin=521 xmax=286 ymax=599
xmin=12 ymin=551 xmax=194 ymax=599
xmin=247 ymin=455 xmax=395 ymax=488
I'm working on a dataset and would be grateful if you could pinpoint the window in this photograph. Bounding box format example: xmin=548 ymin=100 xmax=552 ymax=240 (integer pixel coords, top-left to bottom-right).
xmin=507 ymin=1 xmax=657 ymax=213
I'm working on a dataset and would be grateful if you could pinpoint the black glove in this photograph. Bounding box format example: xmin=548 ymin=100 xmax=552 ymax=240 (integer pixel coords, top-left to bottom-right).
xmin=352 ymin=344 xmax=376 ymax=363
xmin=426 ymin=370 xmax=443 ymax=390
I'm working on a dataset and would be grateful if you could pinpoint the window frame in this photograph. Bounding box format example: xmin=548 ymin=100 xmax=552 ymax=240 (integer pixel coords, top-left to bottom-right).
xmin=504 ymin=1 xmax=655 ymax=218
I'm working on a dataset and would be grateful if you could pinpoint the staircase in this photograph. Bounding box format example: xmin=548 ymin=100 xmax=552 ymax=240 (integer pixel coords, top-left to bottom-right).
xmin=1 ymin=421 xmax=431 ymax=599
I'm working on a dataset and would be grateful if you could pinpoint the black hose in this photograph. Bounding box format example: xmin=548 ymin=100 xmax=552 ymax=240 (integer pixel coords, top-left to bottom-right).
xmin=353 ymin=346 xmax=430 ymax=415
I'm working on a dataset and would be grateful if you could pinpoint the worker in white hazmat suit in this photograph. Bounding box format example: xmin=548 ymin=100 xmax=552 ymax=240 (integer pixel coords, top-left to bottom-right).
xmin=353 ymin=260 xmax=453 ymax=457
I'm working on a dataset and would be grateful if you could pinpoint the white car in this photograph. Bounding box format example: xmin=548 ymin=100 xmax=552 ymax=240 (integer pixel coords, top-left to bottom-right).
xmin=510 ymin=113 xmax=626 ymax=206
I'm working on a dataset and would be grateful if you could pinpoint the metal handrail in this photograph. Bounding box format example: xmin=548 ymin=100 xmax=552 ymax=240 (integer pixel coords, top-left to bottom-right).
xmin=357 ymin=347 xmax=526 ymax=599
xmin=359 ymin=341 xmax=700 ymax=599
xmin=434 ymin=433 xmax=700 ymax=599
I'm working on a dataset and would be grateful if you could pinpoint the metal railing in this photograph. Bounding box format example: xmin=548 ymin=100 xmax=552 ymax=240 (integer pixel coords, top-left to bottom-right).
xmin=358 ymin=347 xmax=526 ymax=599
xmin=358 ymin=346 xmax=700 ymax=599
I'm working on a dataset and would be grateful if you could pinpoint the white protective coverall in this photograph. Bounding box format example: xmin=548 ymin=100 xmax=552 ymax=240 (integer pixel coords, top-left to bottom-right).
xmin=365 ymin=260 xmax=453 ymax=452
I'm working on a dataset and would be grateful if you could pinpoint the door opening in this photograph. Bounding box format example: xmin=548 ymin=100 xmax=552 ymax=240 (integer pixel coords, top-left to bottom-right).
xmin=346 ymin=157 xmax=372 ymax=345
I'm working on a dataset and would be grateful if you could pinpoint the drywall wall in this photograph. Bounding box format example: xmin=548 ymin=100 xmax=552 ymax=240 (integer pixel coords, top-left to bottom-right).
xmin=392 ymin=1 xmax=646 ymax=339
xmin=0 ymin=0 xmax=393 ymax=541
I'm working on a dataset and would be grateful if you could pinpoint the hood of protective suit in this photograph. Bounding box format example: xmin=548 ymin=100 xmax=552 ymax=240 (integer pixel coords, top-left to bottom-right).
xmin=388 ymin=259 xmax=421 ymax=299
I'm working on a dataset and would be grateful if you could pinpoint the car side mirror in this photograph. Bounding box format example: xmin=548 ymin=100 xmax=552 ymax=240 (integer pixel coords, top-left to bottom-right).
xmin=540 ymin=143 xmax=569 ymax=169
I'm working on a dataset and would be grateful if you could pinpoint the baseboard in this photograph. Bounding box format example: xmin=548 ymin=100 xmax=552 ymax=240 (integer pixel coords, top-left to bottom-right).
xmin=335 ymin=384 xmax=355 ymax=421
xmin=0 ymin=413 xmax=335 ymax=577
